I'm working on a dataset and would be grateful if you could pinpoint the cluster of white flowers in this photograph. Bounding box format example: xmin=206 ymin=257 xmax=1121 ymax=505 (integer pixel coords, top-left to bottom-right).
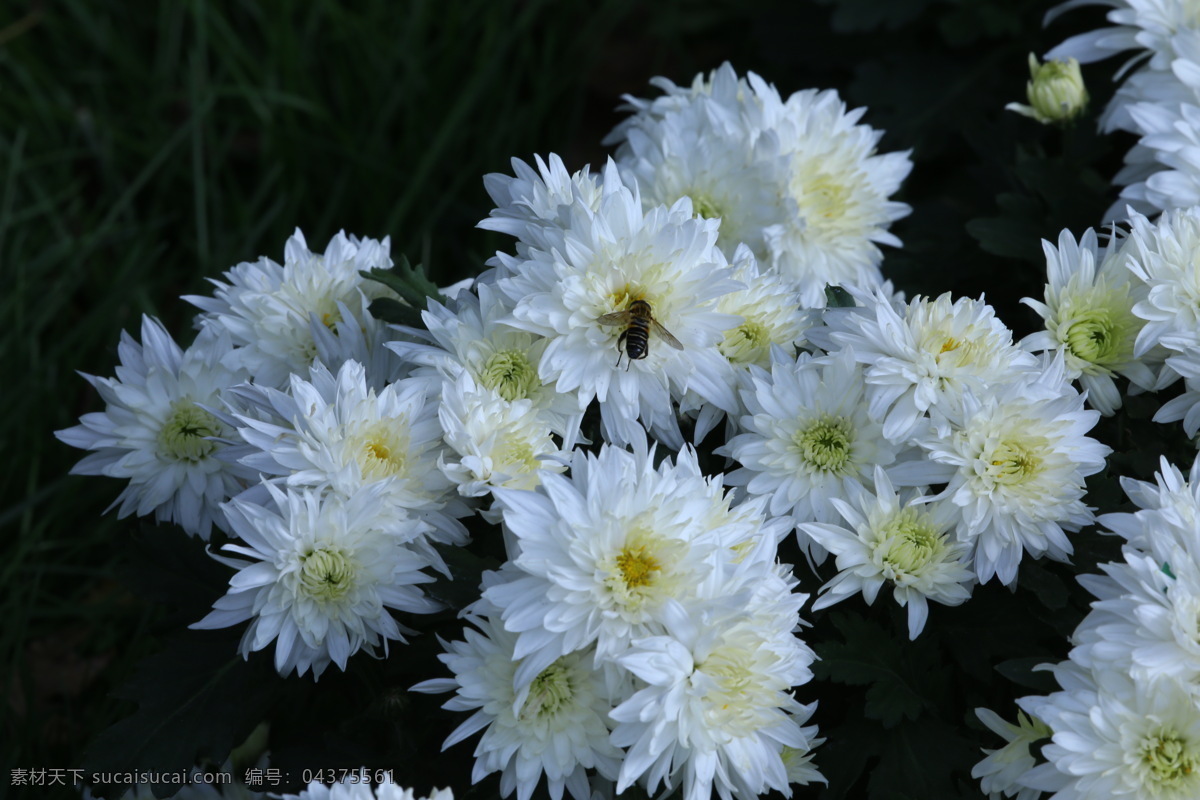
xmin=62 ymin=60 xmax=1138 ymax=800
xmin=58 ymin=230 xmax=471 ymax=680
xmin=731 ymin=287 xmax=1109 ymax=602
xmin=415 ymin=439 xmax=822 ymax=800
xmin=974 ymin=454 xmax=1200 ymax=800
xmin=607 ymin=62 xmax=912 ymax=308
xmin=1047 ymin=0 xmax=1200 ymax=215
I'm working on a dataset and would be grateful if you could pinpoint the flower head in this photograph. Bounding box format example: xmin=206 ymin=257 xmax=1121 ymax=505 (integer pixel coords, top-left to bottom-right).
xmin=720 ymin=348 xmax=906 ymax=559
xmin=609 ymin=63 xmax=911 ymax=307
xmin=1022 ymin=227 xmax=1156 ymax=415
xmin=192 ymin=483 xmax=439 ymax=678
xmin=609 ymin=600 xmax=821 ymax=800
xmin=55 ymin=317 xmax=255 ymax=539
xmin=185 ymin=229 xmax=395 ymax=388
xmin=229 ymin=360 xmax=467 ymax=548
xmin=800 ymin=467 xmax=974 ymax=639
xmin=412 ymin=615 xmax=621 ymax=800
xmin=493 ymin=158 xmax=741 ymax=448
xmin=914 ymin=358 xmax=1110 ymax=585
xmin=1006 ymin=54 xmax=1088 ymax=124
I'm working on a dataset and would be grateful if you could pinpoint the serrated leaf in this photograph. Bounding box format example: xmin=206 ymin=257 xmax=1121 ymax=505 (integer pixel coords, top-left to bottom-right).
xmin=360 ymin=255 xmax=444 ymax=329
xmin=812 ymin=613 xmax=930 ymax=727
xmin=867 ymin=718 xmax=979 ymax=800
xmin=82 ymin=631 xmax=278 ymax=798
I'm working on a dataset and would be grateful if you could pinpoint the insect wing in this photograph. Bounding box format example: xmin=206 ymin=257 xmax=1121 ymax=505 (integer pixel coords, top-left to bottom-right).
xmin=597 ymin=310 xmax=634 ymax=326
xmin=651 ymin=319 xmax=685 ymax=350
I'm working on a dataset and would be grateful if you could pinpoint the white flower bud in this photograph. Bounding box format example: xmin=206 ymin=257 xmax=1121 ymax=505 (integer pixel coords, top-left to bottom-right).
xmin=1006 ymin=53 xmax=1088 ymax=124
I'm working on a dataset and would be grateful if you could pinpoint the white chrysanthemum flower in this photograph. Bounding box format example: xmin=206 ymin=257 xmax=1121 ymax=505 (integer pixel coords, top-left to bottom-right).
xmin=281 ymin=778 xmax=453 ymax=800
xmin=799 ymin=467 xmax=974 ymax=639
xmin=1126 ymin=206 xmax=1200 ymax=358
xmin=971 ymin=708 xmax=1052 ymax=800
xmin=1021 ymin=227 xmax=1157 ymax=415
xmin=828 ymin=288 xmax=1039 ymax=442
xmin=228 ymin=360 xmax=467 ymax=548
xmin=412 ymin=614 xmax=621 ymax=800
xmin=609 ymin=600 xmax=821 ymax=800
xmin=714 ymin=248 xmax=809 ymax=370
xmin=185 ymin=229 xmax=394 ymax=388
xmin=386 ymin=284 xmax=583 ymax=444
xmin=1046 ymin=0 xmax=1199 ymax=71
xmin=1153 ymin=350 xmax=1200 ymax=437
xmin=913 ymin=358 xmax=1110 ymax=585
xmin=608 ymin=63 xmax=911 ymax=308
xmin=679 ymin=248 xmax=810 ymax=442
xmin=482 ymin=440 xmax=759 ymax=686
xmin=720 ymin=348 xmax=906 ymax=559
xmin=479 ymin=153 xmax=608 ymax=253
xmin=437 ymin=372 xmax=568 ymax=498
xmin=1119 ymin=100 xmax=1200 ymax=214
xmin=55 ymin=317 xmax=255 ymax=539
xmin=1019 ymin=667 xmax=1200 ymax=800
xmin=1102 ymin=454 xmax=1200 ymax=559
xmin=494 ymin=158 xmax=741 ymax=448
xmin=1073 ymin=545 xmax=1200 ymax=687
xmin=192 ymin=483 xmax=439 ymax=679
xmin=607 ymin=71 xmax=791 ymax=262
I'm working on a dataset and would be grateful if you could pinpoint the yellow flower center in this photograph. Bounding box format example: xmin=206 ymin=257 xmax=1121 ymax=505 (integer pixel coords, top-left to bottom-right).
xmin=352 ymin=420 xmax=410 ymax=480
xmin=616 ymin=544 xmax=661 ymax=589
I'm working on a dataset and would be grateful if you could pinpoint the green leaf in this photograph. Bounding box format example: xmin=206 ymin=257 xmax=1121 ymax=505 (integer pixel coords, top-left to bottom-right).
xmin=824 ymin=284 xmax=856 ymax=308
xmin=867 ymin=718 xmax=979 ymax=799
xmin=81 ymin=631 xmax=278 ymax=798
xmin=424 ymin=543 xmax=502 ymax=612
xmin=360 ymin=255 xmax=444 ymax=329
xmin=813 ymin=613 xmax=930 ymax=728
xmin=995 ymin=656 xmax=1059 ymax=692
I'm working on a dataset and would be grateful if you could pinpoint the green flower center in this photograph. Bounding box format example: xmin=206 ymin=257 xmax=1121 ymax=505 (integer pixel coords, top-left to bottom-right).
xmin=497 ymin=437 xmax=539 ymax=472
xmin=481 ymin=349 xmax=538 ymax=402
xmin=720 ymin=320 xmax=772 ymax=365
xmin=520 ymin=658 xmax=576 ymax=720
xmin=1139 ymin=730 xmax=1198 ymax=789
xmin=877 ymin=509 xmax=940 ymax=577
xmin=985 ymin=439 xmax=1044 ymax=486
xmin=298 ymin=547 xmax=356 ymax=603
xmin=794 ymin=415 xmax=855 ymax=474
xmin=158 ymin=401 xmax=221 ymax=463
xmin=1063 ymin=308 xmax=1119 ymax=364
xmin=690 ymin=193 xmax=724 ymax=221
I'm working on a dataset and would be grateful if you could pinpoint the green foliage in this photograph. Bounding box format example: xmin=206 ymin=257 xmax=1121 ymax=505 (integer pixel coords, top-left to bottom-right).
xmin=361 ymin=257 xmax=445 ymax=329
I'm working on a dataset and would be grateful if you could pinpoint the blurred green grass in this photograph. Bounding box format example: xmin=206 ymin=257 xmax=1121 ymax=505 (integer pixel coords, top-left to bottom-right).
xmin=0 ymin=0 xmax=1119 ymax=795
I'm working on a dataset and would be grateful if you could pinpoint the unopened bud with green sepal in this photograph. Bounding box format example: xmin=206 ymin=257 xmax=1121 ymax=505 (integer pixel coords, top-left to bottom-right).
xmin=1006 ymin=53 xmax=1088 ymax=125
